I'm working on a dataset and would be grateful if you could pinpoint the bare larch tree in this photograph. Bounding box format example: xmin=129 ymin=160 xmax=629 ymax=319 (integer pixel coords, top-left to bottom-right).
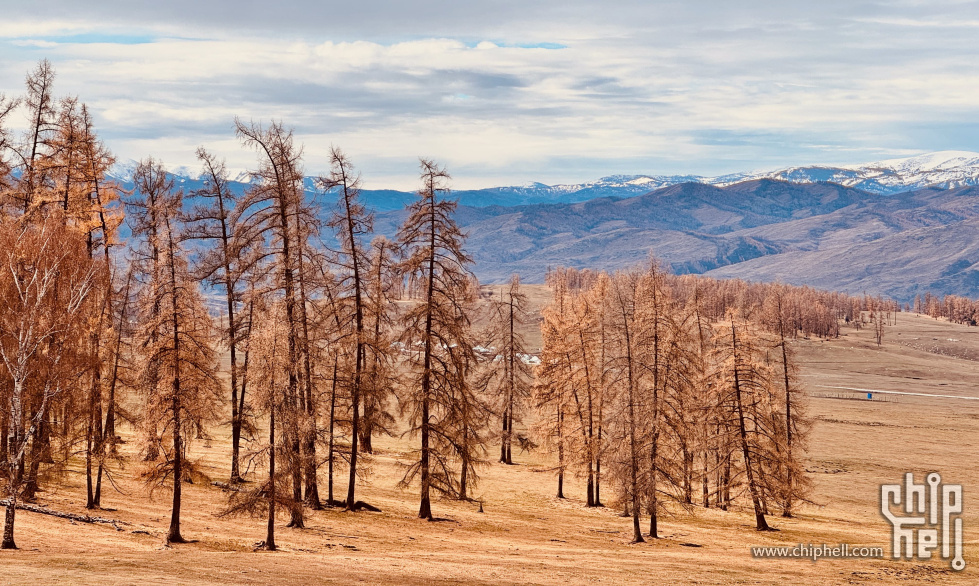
xmin=129 ymin=159 xmax=220 ymax=543
xmin=396 ymin=159 xmax=480 ymax=520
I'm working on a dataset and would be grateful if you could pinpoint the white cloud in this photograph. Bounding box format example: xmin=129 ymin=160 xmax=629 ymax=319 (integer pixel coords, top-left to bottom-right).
xmin=1 ymin=1 xmax=979 ymax=188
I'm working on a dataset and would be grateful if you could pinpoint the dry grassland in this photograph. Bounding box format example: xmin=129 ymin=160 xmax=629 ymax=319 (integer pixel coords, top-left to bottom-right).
xmin=3 ymin=293 xmax=978 ymax=585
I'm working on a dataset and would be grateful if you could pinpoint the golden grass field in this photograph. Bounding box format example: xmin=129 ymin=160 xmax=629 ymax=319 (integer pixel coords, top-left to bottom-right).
xmin=3 ymin=289 xmax=979 ymax=585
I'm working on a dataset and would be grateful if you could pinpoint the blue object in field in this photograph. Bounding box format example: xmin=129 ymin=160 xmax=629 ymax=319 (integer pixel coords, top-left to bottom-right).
xmin=867 ymin=392 xmax=873 ymax=400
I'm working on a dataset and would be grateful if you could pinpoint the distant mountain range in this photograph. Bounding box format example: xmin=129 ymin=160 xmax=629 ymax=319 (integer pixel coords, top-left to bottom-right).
xmin=109 ymin=151 xmax=979 ymax=300
xmin=439 ymin=150 xmax=979 ymax=206
xmin=110 ymin=150 xmax=979 ymax=211
xmin=369 ymin=179 xmax=979 ymax=300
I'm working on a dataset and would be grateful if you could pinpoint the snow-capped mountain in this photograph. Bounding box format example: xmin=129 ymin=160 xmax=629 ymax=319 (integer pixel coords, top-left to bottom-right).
xmin=108 ymin=151 xmax=979 ymax=210
xmin=421 ymin=150 xmax=979 ymax=205
xmin=509 ymin=150 xmax=979 ymax=201
xmin=727 ymin=150 xmax=979 ymax=195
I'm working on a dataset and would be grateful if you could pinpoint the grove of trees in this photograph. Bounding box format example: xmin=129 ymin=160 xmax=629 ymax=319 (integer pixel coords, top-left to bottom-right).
xmin=534 ymin=267 xmax=830 ymax=540
xmin=0 ymin=60 xmax=914 ymax=550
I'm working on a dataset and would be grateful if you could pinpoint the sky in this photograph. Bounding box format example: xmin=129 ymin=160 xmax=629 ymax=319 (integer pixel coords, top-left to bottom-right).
xmin=1 ymin=0 xmax=978 ymax=190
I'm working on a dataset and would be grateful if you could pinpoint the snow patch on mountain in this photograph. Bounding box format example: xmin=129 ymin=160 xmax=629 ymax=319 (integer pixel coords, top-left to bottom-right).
xmin=514 ymin=151 xmax=979 ymax=199
xmin=709 ymin=150 xmax=979 ymax=194
xmin=109 ymin=151 xmax=979 ymax=208
xmin=109 ymin=159 xmax=251 ymax=186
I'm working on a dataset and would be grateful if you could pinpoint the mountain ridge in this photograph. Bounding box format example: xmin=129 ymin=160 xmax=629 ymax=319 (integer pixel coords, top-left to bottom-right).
xmin=368 ymin=179 xmax=979 ymax=300
xmin=107 ymin=153 xmax=979 ymax=300
xmin=108 ymin=150 xmax=979 ymax=211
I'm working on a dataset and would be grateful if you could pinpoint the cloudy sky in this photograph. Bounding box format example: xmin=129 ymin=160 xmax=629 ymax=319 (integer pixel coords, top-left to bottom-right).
xmin=1 ymin=1 xmax=978 ymax=189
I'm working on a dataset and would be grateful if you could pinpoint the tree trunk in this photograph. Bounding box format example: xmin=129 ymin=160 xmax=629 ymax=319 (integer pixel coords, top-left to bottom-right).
xmin=683 ymin=446 xmax=693 ymax=505
xmin=627 ymin=363 xmax=643 ymax=543
xmin=167 ymin=388 xmax=184 ymax=543
xmin=265 ymin=397 xmax=276 ymax=551
xmin=94 ymin=460 xmax=104 ymax=508
xmin=225 ymin=226 xmax=242 ymax=485
xmin=230 ymin=411 xmax=242 ymax=484
xmin=702 ymin=451 xmax=710 ymax=508
xmin=328 ymin=358 xmax=337 ymax=505
xmin=287 ymin=433 xmax=303 ymax=528
xmin=299 ymin=273 xmax=320 ymax=510
xmin=648 ymin=281 xmax=661 ymax=539
xmin=342 ymin=173 xmax=365 ymax=512
xmin=594 ymin=452 xmax=602 ymax=506
xmin=21 ymin=407 xmax=48 ymax=502
xmin=346 ymin=388 xmax=359 ymax=511
xmin=85 ymin=409 xmax=95 ymax=509
xmin=361 ymin=404 xmax=374 ymax=454
xmin=731 ymin=322 xmax=770 ymax=531
xmin=4 ymin=380 xmax=22 ymax=549
xmin=419 ymin=397 xmax=432 ymax=520
xmin=618 ymin=288 xmax=644 ymax=544
xmin=86 ymin=342 xmax=105 ymax=509
xmin=556 ymin=408 xmax=565 ymax=499
xmin=648 ymin=431 xmax=659 ymax=538
xmin=779 ymin=321 xmax=794 ymax=518
xmin=1 ymin=499 xmax=15 ymax=549
xmin=167 ymin=226 xmax=186 ymax=544
xmin=586 ymin=461 xmax=595 ymax=507
xmin=418 ymin=203 xmax=436 ymax=522
xmin=722 ymin=452 xmax=731 ymax=510
xmin=500 ymin=407 xmax=508 ymax=464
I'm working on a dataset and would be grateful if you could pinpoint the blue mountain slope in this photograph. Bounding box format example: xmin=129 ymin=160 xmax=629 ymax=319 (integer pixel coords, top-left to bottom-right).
xmin=108 ymin=152 xmax=979 ymax=300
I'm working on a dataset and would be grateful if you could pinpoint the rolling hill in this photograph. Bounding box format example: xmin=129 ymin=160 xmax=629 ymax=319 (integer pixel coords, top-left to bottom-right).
xmin=372 ymin=180 xmax=979 ymax=300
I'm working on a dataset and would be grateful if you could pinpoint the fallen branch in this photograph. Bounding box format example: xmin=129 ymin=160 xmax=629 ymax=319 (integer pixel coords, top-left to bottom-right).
xmin=0 ymin=499 xmax=128 ymax=531
xmin=320 ymin=499 xmax=381 ymax=512
xmin=351 ymin=500 xmax=382 ymax=512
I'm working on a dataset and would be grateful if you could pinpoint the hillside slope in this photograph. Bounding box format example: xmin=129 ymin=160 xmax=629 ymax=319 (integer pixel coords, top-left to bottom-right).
xmin=111 ymin=162 xmax=979 ymax=300
xmin=375 ymin=181 xmax=979 ymax=299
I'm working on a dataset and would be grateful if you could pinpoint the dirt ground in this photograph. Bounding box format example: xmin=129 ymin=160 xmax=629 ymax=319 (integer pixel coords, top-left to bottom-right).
xmin=3 ymin=300 xmax=979 ymax=585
